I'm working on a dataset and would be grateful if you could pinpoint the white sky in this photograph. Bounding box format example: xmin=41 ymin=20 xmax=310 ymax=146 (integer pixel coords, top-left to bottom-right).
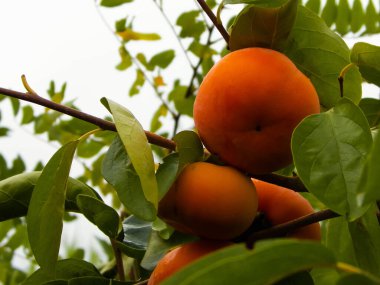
xmin=0 ymin=0 xmax=379 ymax=270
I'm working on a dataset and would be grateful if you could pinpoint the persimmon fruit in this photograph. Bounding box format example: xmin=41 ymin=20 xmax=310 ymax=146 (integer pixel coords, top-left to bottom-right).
xmin=158 ymin=161 xmax=258 ymax=240
xmin=253 ymin=179 xmax=321 ymax=240
xmin=148 ymin=240 xmax=230 ymax=285
xmin=193 ymin=47 xmax=320 ymax=174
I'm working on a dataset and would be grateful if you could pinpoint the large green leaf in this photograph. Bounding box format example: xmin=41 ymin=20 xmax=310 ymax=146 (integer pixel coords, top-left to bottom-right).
xmin=0 ymin=171 xmax=100 ymax=222
xmin=163 ymin=239 xmax=336 ymax=285
xmin=26 ymin=141 xmax=79 ymax=273
xmin=351 ymin=42 xmax=380 ymax=87
xmin=292 ymin=98 xmax=372 ymax=219
xmin=284 ymin=6 xmax=362 ymax=109
xmin=22 ymin=259 xmax=101 ymax=285
xmin=76 ymin=194 xmax=120 ymax=238
xmin=229 ymin=0 xmax=298 ymax=51
xmin=101 ymin=98 xmax=158 ymax=212
xmin=359 ymin=98 xmax=380 ymax=127
xmin=102 ymin=135 xmax=156 ymax=221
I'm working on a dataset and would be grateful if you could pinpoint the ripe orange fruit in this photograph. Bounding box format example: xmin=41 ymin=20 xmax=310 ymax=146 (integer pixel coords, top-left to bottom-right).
xmin=148 ymin=240 xmax=230 ymax=285
xmin=193 ymin=47 xmax=320 ymax=174
xmin=253 ymin=179 xmax=321 ymax=240
xmin=158 ymin=162 xmax=258 ymax=240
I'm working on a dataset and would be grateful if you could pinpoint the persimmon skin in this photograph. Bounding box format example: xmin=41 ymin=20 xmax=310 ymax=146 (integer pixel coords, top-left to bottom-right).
xmin=193 ymin=47 xmax=320 ymax=174
xmin=253 ymin=179 xmax=321 ymax=240
xmin=158 ymin=162 xmax=258 ymax=240
xmin=148 ymin=240 xmax=230 ymax=285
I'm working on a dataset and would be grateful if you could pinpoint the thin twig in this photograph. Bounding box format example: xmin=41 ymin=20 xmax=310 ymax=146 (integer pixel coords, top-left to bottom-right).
xmin=246 ymin=209 xmax=340 ymax=248
xmin=111 ymin=238 xmax=126 ymax=281
xmin=195 ymin=0 xmax=230 ymax=44
xmin=0 ymin=87 xmax=176 ymax=151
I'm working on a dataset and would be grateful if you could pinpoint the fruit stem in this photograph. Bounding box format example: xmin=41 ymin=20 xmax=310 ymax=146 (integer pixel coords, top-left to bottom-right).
xmin=21 ymin=74 xmax=38 ymax=96
xmin=338 ymin=63 xmax=356 ymax=98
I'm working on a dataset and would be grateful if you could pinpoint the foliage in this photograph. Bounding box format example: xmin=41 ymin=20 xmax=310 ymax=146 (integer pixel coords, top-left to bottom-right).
xmin=1 ymin=0 xmax=380 ymax=284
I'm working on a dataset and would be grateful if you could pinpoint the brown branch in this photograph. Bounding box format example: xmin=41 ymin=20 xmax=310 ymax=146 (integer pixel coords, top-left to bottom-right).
xmin=111 ymin=238 xmax=126 ymax=281
xmin=0 ymin=87 xmax=176 ymax=151
xmin=245 ymin=209 xmax=339 ymax=248
xmin=196 ymin=0 xmax=230 ymax=44
xmin=0 ymin=87 xmax=309 ymax=192
xmin=251 ymin=173 xmax=308 ymax=192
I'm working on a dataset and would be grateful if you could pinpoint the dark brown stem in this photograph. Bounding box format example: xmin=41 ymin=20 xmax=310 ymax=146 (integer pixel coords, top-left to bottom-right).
xmin=251 ymin=173 xmax=308 ymax=192
xmin=246 ymin=209 xmax=340 ymax=249
xmin=196 ymin=0 xmax=230 ymax=44
xmin=111 ymin=238 xmax=126 ymax=281
xmin=0 ymin=87 xmax=176 ymax=151
xmin=338 ymin=76 xmax=344 ymax=98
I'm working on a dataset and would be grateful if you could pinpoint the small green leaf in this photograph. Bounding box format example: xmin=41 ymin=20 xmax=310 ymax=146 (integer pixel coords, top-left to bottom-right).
xmin=116 ymin=46 xmax=133 ymax=71
xmin=156 ymin=153 xmax=180 ymax=200
xmin=229 ymin=0 xmax=298 ymax=51
xmin=26 ymin=141 xmax=79 ymax=273
xmin=117 ymin=29 xmax=160 ymax=41
xmin=176 ymin=11 xmax=206 ymax=40
xmin=129 ymin=69 xmax=145 ymax=96
xmin=359 ymin=98 xmax=380 ymax=128
xmin=364 ymin=0 xmax=378 ymax=34
xmin=9 ymin=97 xmax=20 ymax=116
xmin=163 ymin=239 xmax=336 ymax=285
xmin=350 ymin=0 xmax=364 ymax=33
xmin=116 ymin=215 xmax=152 ymax=259
xmin=149 ymin=50 xmax=175 ymax=69
xmin=335 ymin=0 xmax=351 ymax=35
xmin=22 ymin=259 xmax=101 ymax=285
xmin=102 ymin=135 xmax=156 ymax=221
xmin=305 ymin=0 xmax=321 ymax=14
xmin=351 ymin=42 xmax=380 ymax=87
xmin=292 ymin=98 xmax=372 ymax=219
xmin=173 ymin=130 xmax=204 ymax=173
xmin=321 ymin=0 xmax=337 ymax=27
xmin=168 ymin=84 xmax=194 ymax=117
xmin=21 ymin=105 xmax=34 ymax=125
xmin=76 ymin=194 xmax=120 ymax=238
xmin=100 ymin=0 xmax=133 ymax=7
xmin=0 ymin=127 xmax=9 ymax=137
xmin=150 ymin=104 xmax=168 ymax=133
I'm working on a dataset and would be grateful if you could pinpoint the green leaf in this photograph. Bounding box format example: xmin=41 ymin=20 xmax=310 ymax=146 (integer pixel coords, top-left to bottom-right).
xmin=348 ymin=205 xmax=380 ymax=277
xmin=360 ymin=130 xmax=380 ymax=205
xmin=0 ymin=127 xmax=9 ymax=137
xmin=21 ymin=105 xmax=34 ymax=125
xmin=76 ymin=194 xmax=120 ymax=238
xmin=117 ymin=28 xmax=160 ymax=41
xmin=277 ymin=271 xmax=314 ymax=285
xmin=163 ymin=239 xmax=336 ymax=285
xmin=284 ymin=6 xmax=362 ymax=109
xmin=337 ymin=273 xmax=380 ymax=285
xmin=100 ymin=0 xmax=133 ymax=7
xmin=321 ymin=0 xmax=337 ymax=27
xmin=102 ymin=135 xmax=156 ymax=221
xmin=229 ymin=0 xmax=298 ymax=51
xmin=149 ymin=50 xmax=175 ymax=69
xmin=26 ymin=140 xmax=79 ymax=273
xmin=0 ymin=172 xmax=100 ymax=222
xmin=351 ymin=42 xmax=380 ymax=87
xmin=9 ymin=97 xmax=20 ymax=116
xmin=350 ymin=0 xmax=364 ymax=33
xmin=364 ymin=0 xmax=378 ymax=34
xmin=335 ymin=0 xmax=351 ymax=35
xmin=176 ymin=11 xmax=206 ymax=40
xmin=116 ymin=215 xmax=152 ymax=259
xmin=173 ymin=130 xmax=204 ymax=173
xmin=150 ymin=104 xmax=168 ymax=133
xmin=102 ymin=98 xmax=158 ymax=211
xmin=68 ymin=277 xmax=135 ymax=284
xmin=22 ymin=259 xmax=101 ymax=285
xmin=359 ymin=98 xmax=380 ymax=128
xmin=156 ymin=153 xmax=180 ymax=200
xmin=116 ymin=46 xmax=133 ymax=71
xmin=305 ymin=0 xmax=321 ymax=14
xmin=292 ymin=98 xmax=372 ymax=219
xmin=168 ymin=84 xmax=194 ymax=117
xmin=76 ymin=139 xmax=104 ymax=159
xmin=141 ymin=231 xmax=196 ymax=270
xmin=129 ymin=69 xmax=145 ymax=96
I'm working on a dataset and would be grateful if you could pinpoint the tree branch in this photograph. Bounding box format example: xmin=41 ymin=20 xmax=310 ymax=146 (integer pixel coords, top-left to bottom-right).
xmin=0 ymin=86 xmax=308 ymax=192
xmin=0 ymin=87 xmax=176 ymax=151
xmin=245 ymin=209 xmax=340 ymax=248
xmin=195 ymin=0 xmax=230 ymax=44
